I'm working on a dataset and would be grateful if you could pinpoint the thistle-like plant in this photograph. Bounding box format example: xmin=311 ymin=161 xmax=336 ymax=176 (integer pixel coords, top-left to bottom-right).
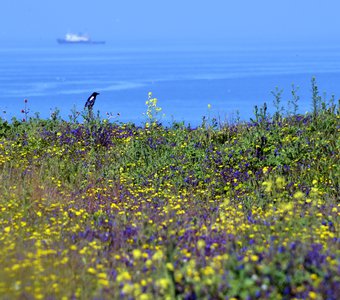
xmin=288 ymin=84 xmax=299 ymax=116
xmin=271 ymin=86 xmax=284 ymax=122
xmin=21 ymin=99 xmax=30 ymax=122
xmin=311 ymin=76 xmax=321 ymax=119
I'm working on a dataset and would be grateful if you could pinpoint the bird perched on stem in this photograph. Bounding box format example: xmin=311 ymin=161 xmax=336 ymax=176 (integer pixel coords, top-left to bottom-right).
xmin=84 ymin=92 xmax=100 ymax=110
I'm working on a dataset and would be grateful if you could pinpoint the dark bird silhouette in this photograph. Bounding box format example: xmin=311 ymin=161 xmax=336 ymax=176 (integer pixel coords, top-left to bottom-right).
xmin=84 ymin=92 xmax=100 ymax=110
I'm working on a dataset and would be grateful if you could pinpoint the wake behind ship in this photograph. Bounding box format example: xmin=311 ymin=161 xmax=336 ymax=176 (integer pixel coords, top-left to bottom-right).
xmin=57 ymin=33 xmax=105 ymax=44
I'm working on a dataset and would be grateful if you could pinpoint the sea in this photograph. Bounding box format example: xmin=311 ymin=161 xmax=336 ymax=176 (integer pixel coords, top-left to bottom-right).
xmin=1 ymin=39 xmax=340 ymax=126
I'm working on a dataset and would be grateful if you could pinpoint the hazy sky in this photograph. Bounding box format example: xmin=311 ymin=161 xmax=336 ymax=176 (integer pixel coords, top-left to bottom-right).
xmin=1 ymin=0 xmax=340 ymax=43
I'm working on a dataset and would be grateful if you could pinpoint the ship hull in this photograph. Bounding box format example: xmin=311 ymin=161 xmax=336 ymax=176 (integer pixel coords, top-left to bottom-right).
xmin=57 ymin=39 xmax=105 ymax=45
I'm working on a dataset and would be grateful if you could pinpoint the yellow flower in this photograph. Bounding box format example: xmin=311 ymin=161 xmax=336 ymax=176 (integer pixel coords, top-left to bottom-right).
xmin=140 ymin=279 xmax=147 ymax=286
xmin=275 ymin=176 xmax=286 ymax=189
xmin=250 ymin=255 xmax=259 ymax=262
xmin=310 ymin=274 xmax=318 ymax=281
xmin=97 ymin=272 xmax=107 ymax=279
xmin=117 ymin=271 xmax=131 ymax=282
xmin=132 ymin=249 xmax=142 ymax=260
xmin=293 ymin=191 xmax=305 ymax=199
xmin=139 ymin=294 xmax=150 ymax=300
xmin=98 ymin=279 xmax=110 ymax=287
xmin=174 ymin=271 xmax=183 ymax=283
xmin=197 ymin=239 xmax=206 ymax=250
xmin=166 ymin=262 xmax=174 ymax=271
xmin=87 ymin=267 xmax=96 ymax=275
xmin=145 ymin=259 xmax=152 ymax=267
xmin=202 ymin=266 xmax=214 ymax=276
xmin=262 ymin=180 xmax=273 ymax=193
xmin=308 ymin=291 xmax=318 ymax=299
xmin=122 ymin=284 xmax=133 ymax=294
xmin=11 ymin=264 xmax=20 ymax=271
xmin=152 ymin=250 xmax=164 ymax=261
xmin=156 ymin=278 xmax=169 ymax=290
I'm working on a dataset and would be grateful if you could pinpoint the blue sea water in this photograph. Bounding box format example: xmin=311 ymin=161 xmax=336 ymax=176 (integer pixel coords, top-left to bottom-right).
xmin=1 ymin=40 xmax=340 ymax=125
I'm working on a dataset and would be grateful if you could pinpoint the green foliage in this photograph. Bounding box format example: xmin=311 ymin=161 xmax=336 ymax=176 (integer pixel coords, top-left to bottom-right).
xmin=288 ymin=83 xmax=300 ymax=116
xmin=0 ymin=83 xmax=339 ymax=299
xmin=272 ymin=86 xmax=284 ymax=122
xmin=311 ymin=76 xmax=322 ymax=119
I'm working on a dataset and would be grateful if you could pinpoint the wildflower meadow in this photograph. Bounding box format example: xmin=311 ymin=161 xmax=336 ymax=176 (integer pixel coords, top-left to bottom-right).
xmin=0 ymin=85 xmax=339 ymax=299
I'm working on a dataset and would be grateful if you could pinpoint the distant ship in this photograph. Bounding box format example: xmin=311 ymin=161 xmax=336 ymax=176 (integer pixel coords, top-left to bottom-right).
xmin=57 ymin=33 xmax=105 ymax=44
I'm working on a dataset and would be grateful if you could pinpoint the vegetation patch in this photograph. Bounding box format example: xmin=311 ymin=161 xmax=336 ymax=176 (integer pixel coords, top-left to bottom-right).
xmin=0 ymin=82 xmax=339 ymax=299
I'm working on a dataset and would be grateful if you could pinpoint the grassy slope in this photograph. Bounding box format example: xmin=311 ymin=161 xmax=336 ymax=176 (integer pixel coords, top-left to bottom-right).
xmin=0 ymin=104 xmax=339 ymax=299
